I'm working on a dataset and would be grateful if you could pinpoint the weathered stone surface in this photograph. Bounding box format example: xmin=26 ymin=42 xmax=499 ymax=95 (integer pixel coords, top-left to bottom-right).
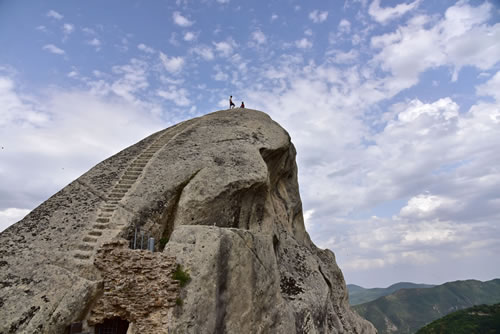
xmin=0 ymin=109 xmax=376 ymax=333
xmin=90 ymin=240 xmax=179 ymax=334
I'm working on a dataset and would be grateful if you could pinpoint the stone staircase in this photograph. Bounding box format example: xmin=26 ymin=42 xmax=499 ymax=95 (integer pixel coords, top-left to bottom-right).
xmin=73 ymin=121 xmax=192 ymax=262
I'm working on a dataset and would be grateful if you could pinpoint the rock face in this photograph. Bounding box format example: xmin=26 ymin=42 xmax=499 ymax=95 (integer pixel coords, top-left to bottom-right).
xmin=0 ymin=109 xmax=376 ymax=334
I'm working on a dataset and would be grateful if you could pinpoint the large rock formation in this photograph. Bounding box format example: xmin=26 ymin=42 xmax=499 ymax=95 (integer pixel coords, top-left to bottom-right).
xmin=0 ymin=109 xmax=376 ymax=334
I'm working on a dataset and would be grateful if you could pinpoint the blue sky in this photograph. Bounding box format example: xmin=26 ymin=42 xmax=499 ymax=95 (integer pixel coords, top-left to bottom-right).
xmin=1 ymin=0 xmax=499 ymax=288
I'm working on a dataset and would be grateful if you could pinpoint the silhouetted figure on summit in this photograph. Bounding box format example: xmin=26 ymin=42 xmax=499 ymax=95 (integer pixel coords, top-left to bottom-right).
xmin=229 ymin=96 xmax=235 ymax=109
xmin=240 ymin=101 xmax=245 ymax=109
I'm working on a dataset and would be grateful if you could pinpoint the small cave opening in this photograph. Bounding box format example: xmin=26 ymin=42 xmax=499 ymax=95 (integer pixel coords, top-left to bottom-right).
xmin=95 ymin=317 xmax=129 ymax=334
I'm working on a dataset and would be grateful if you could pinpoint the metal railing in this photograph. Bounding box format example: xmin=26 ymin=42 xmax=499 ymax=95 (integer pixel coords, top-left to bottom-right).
xmin=129 ymin=226 xmax=154 ymax=252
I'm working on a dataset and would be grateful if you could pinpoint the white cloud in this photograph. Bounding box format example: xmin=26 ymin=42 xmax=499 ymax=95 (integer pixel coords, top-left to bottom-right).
xmin=214 ymin=40 xmax=236 ymax=57
xmin=400 ymin=194 xmax=457 ymax=219
xmin=172 ymin=11 xmax=194 ymax=27
xmin=309 ymin=10 xmax=329 ymax=23
xmin=42 ymin=44 xmax=65 ymax=55
xmin=327 ymin=49 xmax=359 ymax=64
xmin=295 ymin=38 xmax=313 ymax=49
xmin=191 ymin=45 xmax=215 ymax=60
xmin=252 ymin=30 xmax=267 ymax=44
xmin=214 ymin=69 xmax=229 ymax=81
xmin=82 ymin=27 xmax=96 ymax=35
xmin=0 ymin=208 xmax=30 ymax=232
xmin=368 ymin=0 xmax=421 ymax=24
xmin=47 ymin=10 xmax=63 ymax=20
xmin=137 ymin=43 xmax=155 ymax=54
xmin=87 ymin=58 xmax=150 ymax=103
xmin=86 ymin=38 xmax=101 ymax=50
xmin=36 ymin=25 xmax=48 ymax=33
xmin=157 ymin=86 xmax=190 ymax=106
xmin=183 ymin=31 xmax=197 ymax=42
xmin=216 ymin=0 xmax=230 ymax=3
xmin=371 ymin=1 xmax=500 ymax=87
xmin=271 ymin=14 xmax=278 ymax=21
xmin=338 ymin=19 xmax=351 ymax=34
xmin=159 ymin=52 xmax=185 ymax=73
xmin=67 ymin=70 xmax=78 ymax=78
xmin=477 ymin=71 xmax=500 ymax=102
xmin=0 ymin=76 xmax=48 ymax=127
xmin=63 ymin=23 xmax=74 ymax=36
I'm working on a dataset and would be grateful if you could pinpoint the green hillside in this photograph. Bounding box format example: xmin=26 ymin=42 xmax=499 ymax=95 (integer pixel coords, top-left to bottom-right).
xmin=348 ymin=282 xmax=435 ymax=305
xmin=416 ymin=303 xmax=500 ymax=334
xmin=353 ymin=279 xmax=500 ymax=334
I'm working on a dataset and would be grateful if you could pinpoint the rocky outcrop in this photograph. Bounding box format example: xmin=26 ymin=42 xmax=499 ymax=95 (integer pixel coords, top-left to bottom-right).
xmin=0 ymin=109 xmax=376 ymax=333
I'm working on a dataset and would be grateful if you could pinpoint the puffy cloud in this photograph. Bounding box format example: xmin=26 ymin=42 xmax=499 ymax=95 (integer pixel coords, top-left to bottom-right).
xmin=295 ymin=38 xmax=313 ymax=49
xmin=191 ymin=45 xmax=215 ymax=60
xmin=137 ymin=43 xmax=155 ymax=54
xmin=327 ymin=49 xmax=359 ymax=64
xmin=86 ymin=38 xmax=101 ymax=50
xmin=183 ymin=31 xmax=197 ymax=42
xmin=477 ymin=71 xmax=500 ymax=102
xmin=368 ymin=0 xmax=421 ymax=24
xmin=42 ymin=44 xmax=65 ymax=55
xmin=157 ymin=86 xmax=190 ymax=106
xmin=172 ymin=11 xmax=194 ymax=27
xmin=309 ymin=10 xmax=329 ymax=23
xmin=338 ymin=19 xmax=351 ymax=34
xmin=46 ymin=10 xmax=63 ymax=20
xmin=214 ymin=40 xmax=237 ymax=57
xmin=252 ymin=29 xmax=267 ymax=44
xmin=371 ymin=1 xmax=500 ymax=87
xmin=63 ymin=23 xmax=74 ymax=37
xmin=159 ymin=52 xmax=185 ymax=73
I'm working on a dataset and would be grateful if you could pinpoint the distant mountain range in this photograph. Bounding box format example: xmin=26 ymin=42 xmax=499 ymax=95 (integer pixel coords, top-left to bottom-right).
xmin=352 ymin=279 xmax=500 ymax=334
xmin=416 ymin=303 xmax=500 ymax=334
xmin=348 ymin=282 xmax=435 ymax=305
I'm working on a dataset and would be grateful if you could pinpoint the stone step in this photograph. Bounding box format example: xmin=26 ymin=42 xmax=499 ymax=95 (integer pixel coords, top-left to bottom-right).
xmin=74 ymin=252 xmax=91 ymax=260
xmin=83 ymin=236 xmax=98 ymax=243
xmin=121 ymin=176 xmax=139 ymax=181
xmin=77 ymin=244 xmax=94 ymax=251
xmin=98 ymin=213 xmax=113 ymax=218
xmin=108 ymin=193 xmax=124 ymax=199
xmin=101 ymin=208 xmax=115 ymax=213
xmin=117 ymin=181 xmax=135 ymax=186
xmin=96 ymin=218 xmax=110 ymax=223
xmin=128 ymin=167 xmax=143 ymax=172
xmin=93 ymin=223 xmax=109 ymax=229
xmin=110 ymin=189 xmax=128 ymax=194
xmin=123 ymin=172 xmax=141 ymax=178
xmin=89 ymin=231 xmax=102 ymax=236
xmin=115 ymin=184 xmax=132 ymax=189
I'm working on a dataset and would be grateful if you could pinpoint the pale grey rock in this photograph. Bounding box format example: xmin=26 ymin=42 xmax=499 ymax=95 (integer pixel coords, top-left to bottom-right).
xmin=0 ymin=109 xmax=376 ymax=333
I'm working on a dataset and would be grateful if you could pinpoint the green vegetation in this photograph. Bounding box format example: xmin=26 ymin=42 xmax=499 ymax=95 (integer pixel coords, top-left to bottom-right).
xmin=175 ymin=297 xmax=183 ymax=306
xmin=416 ymin=303 xmax=500 ymax=334
xmin=159 ymin=237 xmax=169 ymax=249
xmin=172 ymin=265 xmax=191 ymax=287
xmin=348 ymin=282 xmax=435 ymax=305
xmin=353 ymin=279 xmax=500 ymax=334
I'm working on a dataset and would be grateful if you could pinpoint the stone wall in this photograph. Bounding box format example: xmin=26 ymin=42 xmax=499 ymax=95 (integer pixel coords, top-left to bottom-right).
xmin=88 ymin=240 xmax=180 ymax=334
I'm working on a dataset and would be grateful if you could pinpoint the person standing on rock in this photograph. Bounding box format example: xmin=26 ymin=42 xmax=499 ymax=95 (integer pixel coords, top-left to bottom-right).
xmin=240 ymin=101 xmax=245 ymax=109
xmin=229 ymin=96 xmax=235 ymax=109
